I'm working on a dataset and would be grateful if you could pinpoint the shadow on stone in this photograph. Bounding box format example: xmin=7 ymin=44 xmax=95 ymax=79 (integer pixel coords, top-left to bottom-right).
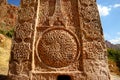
xmin=0 ymin=75 xmax=8 ymax=80
xmin=57 ymin=75 xmax=71 ymax=80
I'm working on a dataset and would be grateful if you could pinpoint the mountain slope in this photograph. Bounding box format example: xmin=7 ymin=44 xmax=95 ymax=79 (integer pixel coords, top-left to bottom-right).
xmin=105 ymin=40 xmax=120 ymax=50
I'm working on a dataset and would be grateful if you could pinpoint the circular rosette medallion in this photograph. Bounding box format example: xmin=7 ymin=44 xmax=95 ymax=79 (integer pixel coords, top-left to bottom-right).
xmin=37 ymin=28 xmax=79 ymax=68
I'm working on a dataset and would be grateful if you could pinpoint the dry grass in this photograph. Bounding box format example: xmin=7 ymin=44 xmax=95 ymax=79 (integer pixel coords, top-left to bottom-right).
xmin=0 ymin=35 xmax=11 ymax=75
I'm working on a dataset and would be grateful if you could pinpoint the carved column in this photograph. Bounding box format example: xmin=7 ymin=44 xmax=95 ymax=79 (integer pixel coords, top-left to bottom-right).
xmin=8 ymin=0 xmax=38 ymax=80
xmin=79 ymin=0 xmax=111 ymax=80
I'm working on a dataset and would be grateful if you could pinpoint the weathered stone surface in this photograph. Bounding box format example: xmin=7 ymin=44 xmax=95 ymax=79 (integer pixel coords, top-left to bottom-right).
xmin=0 ymin=0 xmax=7 ymax=5
xmin=0 ymin=0 xmax=18 ymax=31
xmin=9 ymin=0 xmax=111 ymax=80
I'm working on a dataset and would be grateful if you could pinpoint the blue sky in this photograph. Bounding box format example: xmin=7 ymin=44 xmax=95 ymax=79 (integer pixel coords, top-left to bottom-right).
xmin=7 ymin=0 xmax=120 ymax=44
xmin=7 ymin=0 xmax=20 ymax=6
xmin=97 ymin=0 xmax=120 ymax=44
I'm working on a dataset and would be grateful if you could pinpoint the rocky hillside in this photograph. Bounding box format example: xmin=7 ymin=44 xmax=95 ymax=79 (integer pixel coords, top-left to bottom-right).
xmin=0 ymin=0 xmax=18 ymax=31
xmin=116 ymin=44 xmax=120 ymax=50
xmin=105 ymin=40 xmax=120 ymax=50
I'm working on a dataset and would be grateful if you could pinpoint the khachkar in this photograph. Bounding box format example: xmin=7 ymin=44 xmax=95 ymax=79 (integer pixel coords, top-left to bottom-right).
xmin=8 ymin=0 xmax=111 ymax=80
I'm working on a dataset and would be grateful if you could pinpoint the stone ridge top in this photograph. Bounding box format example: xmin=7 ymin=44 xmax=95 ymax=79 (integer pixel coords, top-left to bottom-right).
xmin=0 ymin=0 xmax=7 ymax=5
xmin=0 ymin=0 xmax=19 ymax=7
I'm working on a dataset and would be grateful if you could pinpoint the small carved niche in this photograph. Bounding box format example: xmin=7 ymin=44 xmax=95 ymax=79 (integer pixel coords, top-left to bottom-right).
xmin=57 ymin=75 xmax=71 ymax=80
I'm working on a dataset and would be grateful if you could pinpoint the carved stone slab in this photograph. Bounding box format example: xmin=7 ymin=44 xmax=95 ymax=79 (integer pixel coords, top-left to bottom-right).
xmin=8 ymin=0 xmax=111 ymax=80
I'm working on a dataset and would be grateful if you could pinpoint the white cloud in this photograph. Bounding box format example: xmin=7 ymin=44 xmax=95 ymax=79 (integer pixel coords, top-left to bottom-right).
xmin=104 ymin=32 xmax=120 ymax=44
xmin=117 ymin=32 xmax=120 ymax=35
xmin=113 ymin=4 xmax=120 ymax=8
xmin=97 ymin=4 xmax=111 ymax=16
xmin=110 ymin=38 xmax=120 ymax=44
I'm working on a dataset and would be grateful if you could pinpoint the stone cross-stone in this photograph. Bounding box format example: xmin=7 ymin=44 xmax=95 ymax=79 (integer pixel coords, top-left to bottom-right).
xmin=8 ymin=0 xmax=111 ymax=80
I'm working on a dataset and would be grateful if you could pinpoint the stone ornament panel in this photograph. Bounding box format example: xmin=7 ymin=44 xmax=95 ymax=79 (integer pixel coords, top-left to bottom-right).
xmin=15 ymin=22 xmax=33 ymax=39
xmin=12 ymin=43 xmax=31 ymax=61
xmin=18 ymin=7 xmax=35 ymax=21
xmin=36 ymin=28 xmax=80 ymax=68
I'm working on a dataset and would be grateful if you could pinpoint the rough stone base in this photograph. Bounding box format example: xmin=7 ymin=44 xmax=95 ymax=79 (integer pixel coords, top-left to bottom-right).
xmin=31 ymin=72 xmax=84 ymax=80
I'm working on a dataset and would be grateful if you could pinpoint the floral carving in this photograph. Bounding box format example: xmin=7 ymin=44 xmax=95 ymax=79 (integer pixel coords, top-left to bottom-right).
xmin=37 ymin=28 xmax=79 ymax=68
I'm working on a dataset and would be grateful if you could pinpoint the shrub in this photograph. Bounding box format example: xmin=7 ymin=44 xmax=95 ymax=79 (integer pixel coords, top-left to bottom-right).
xmin=108 ymin=48 xmax=120 ymax=71
xmin=0 ymin=29 xmax=14 ymax=38
xmin=6 ymin=29 xmax=14 ymax=38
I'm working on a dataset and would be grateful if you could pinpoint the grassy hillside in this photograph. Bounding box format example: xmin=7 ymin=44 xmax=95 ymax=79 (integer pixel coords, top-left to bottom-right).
xmin=0 ymin=34 xmax=11 ymax=75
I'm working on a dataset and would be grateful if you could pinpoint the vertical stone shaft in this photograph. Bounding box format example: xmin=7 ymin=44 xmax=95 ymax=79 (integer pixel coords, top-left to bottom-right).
xmin=79 ymin=0 xmax=111 ymax=80
xmin=8 ymin=0 xmax=38 ymax=80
